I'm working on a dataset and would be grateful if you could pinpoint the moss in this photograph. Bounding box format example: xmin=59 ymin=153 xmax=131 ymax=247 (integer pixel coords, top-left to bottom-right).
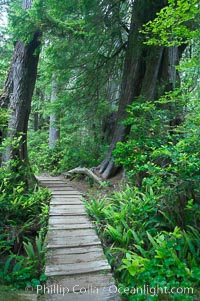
xmin=0 ymin=286 xmax=37 ymax=301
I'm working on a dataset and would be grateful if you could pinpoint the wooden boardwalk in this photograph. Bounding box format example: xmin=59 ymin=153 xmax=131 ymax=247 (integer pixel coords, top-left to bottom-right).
xmin=37 ymin=175 xmax=120 ymax=301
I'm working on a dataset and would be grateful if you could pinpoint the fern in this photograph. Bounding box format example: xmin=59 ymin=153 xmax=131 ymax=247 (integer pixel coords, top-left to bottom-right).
xmin=12 ymin=259 xmax=24 ymax=273
xmin=23 ymin=240 xmax=35 ymax=260
xmin=3 ymin=256 xmax=13 ymax=275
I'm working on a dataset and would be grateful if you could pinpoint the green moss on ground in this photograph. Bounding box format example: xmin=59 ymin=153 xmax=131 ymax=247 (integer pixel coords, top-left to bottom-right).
xmin=0 ymin=285 xmax=37 ymax=301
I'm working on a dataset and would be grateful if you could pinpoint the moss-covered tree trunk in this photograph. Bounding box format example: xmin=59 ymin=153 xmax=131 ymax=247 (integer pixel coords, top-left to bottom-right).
xmin=99 ymin=0 xmax=184 ymax=179
xmin=0 ymin=0 xmax=41 ymax=187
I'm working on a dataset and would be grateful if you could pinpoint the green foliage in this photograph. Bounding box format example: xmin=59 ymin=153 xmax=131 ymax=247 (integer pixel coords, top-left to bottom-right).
xmin=119 ymin=227 xmax=200 ymax=300
xmin=86 ymin=185 xmax=160 ymax=246
xmin=23 ymin=232 xmax=47 ymax=270
xmin=28 ymin=128 xmax=107 ymax=174
xmin=0 ymin=254 xmax=33 ymax=288
xmin=8 ymin=0 xmax=45 ymax=43
xmin=0 ymin=240 xmax=47 ymax=289
xmin=142 ymin=0 xmax=200 ymax=46
xmin=25 ymin=0 xmax=125 ymax=175
xmin=0 ymin=164 xmax=50 ymax=228
xmin=0 ymin=161 xmax=50 ymax=288
xmin=113 ymin=91 xmax=200 ymax=228
xmin=85 ymin=186 xmax=200 ymax=300
xmin=0 ymin=109 xmax=8 ymax=128
xmin=0 ymin=8 xmax=12 ymax=90
xmin=1 ymin=0 xmax=199 ymax=298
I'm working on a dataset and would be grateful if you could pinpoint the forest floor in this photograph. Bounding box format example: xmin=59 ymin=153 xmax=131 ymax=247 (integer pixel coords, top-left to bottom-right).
xmin=68 ymin=169 xmax=125 ymax=197
xmin=0 ymin=286 xmax=37 ymax=301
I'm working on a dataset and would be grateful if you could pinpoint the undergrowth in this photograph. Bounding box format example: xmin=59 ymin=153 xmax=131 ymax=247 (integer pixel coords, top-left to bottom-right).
xmin=0 ymin=164 xmax=51 ymax=289
xmin=85 ymin=185 xmax=200 ymax=301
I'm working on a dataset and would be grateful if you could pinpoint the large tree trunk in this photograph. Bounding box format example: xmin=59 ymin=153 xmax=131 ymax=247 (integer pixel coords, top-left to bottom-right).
xmin=0 ymin=23 xmax=41 ymax=186
xmin=99 ymin=0 xmax=183 ymax=179
xmin=49 ymin=75 xmax=60 ymax=149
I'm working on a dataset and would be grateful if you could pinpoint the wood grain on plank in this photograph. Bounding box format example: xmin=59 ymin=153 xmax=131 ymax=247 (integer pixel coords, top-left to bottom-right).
xmin=46 ymin=273 xmax=115 ymax=291
xmin=46 ymin=250 xmax=106 ymax=265
xmin=48 ymin=216 xmax=91 ymax=224
xmin=45 ymin=260 xmax=110 ymax=276
xmin=47 ymin=228 xmax=96 ymax=237
xmin=47 ymin=246 xmax=105 ymax=256
xmin=47 ymin=235 xmax=101 ymax=248
xmin=48 ymin=224 xmax=93 ymax=230
xmin=52 ymin=191 xmax=82 ymax=195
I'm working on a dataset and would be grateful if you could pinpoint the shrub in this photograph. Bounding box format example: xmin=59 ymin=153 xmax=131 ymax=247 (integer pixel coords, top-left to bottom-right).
xmin=0 ymin=164 xmax=50 ymax=288
xmin=113 ymin=98 xmax=200 ymax=229
xmin=85 ymin=185 xmax=200 ymax=300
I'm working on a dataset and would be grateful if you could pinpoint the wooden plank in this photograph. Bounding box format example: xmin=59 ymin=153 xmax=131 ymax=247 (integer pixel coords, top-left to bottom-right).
xmin=45 ymin=260 xmax=110 ymax=276
xmin=49 ymin=208 xmax=86 ymax=215
xmin=44 ymin=289 xmax=120 ymax=301
xmin=49 ymin=204 xmax=87 ymax=215
xmin=52 ymin=196 xmax=82 ymax=199
xmin=51 ymin=188 xmax=81 ymax=191
xmin=40 ymin=183 xmax=72 ymax=187
xmin=40 ymin=182 xmax=66 ymax=185
xmin=38 ymin=178 xmax=64 ymax=183
xmin=52 ymin=191 xmax=82 ymax=195
xmin=50 ymin=204 xmax=85 ymax=209
xmin=49 ymin=211 xmax=87 ymax=217
xmin=47 ymin=235 xmax=101 ymax=248
xmin=51 ymin=200 xmax=83 ymax=205
xmin=51 ymin=196 xmax=83 ymax=200
xmin=45 ymin=183 xmax=72 ymax=185
xmin=38 ymin=177 xmax=67 ymax=180
xmin=41 ymin=183 xmax=72 ymax=186
xmin=48 ymin=216 xmax=91 ymax=224
xmin=46 ymin=273 xmax=115 ymax=292
xmin=52 ymin=195 xmax=82 ymax=198
xmin=47 ymin=246 xmax=104 ymax=256
xmin=48 ymin=224 xmax=93 ymax=230
xmin=50 ymin=206 xmax=86 ymax=211
xmin=37 ymin=177 xmax=63 ymax=180
xmin=47 ymin=229 xmax=97 ymax=238
xmin=52 ymin=195 xmax=81 ymax=198
xmin=46 ymin=250 xmax=106 ymax=265
xmin=49 ymin=187 xmax=75 ymax=191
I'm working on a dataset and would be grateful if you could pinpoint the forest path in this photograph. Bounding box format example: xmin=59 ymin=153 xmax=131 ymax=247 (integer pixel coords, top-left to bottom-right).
xmin=37 ymin=175 xmax=120 ymax=301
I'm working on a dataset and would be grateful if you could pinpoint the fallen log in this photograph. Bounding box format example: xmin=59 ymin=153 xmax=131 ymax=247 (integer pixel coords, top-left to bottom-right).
xmin=64 ymin=167 xmax=103 ymax=185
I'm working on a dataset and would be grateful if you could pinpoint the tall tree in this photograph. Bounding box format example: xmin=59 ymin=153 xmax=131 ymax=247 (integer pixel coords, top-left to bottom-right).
xmin=49 ymin=74 xmax=60 ymax=149
xmin=0 ymin=0 xmax=41 ymax=186
xmin=99 ymin=0 xmax=186 ymax=178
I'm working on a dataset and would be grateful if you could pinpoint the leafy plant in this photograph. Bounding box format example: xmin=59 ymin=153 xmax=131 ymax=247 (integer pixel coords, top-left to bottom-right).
xmin=0 ymin=162 xmax=50 ymax=288
xmin=119 ymin=227 xmax=200 ymax=300
xmin=85 ymin=185 xmax=200 ymax=300
xmin=23 ymin=232 xmax=46 ymax=269
xmin=0 ymin=232 xmax=47 ymax=288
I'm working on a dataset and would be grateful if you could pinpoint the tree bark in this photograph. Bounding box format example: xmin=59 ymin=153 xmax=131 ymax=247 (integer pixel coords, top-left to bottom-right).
xmin=0 ymin=30 xmax=41 ymax=186
xmin=65 ymin=167 xmax=103 ymax=185
xmin=0 ymin=0 xmax=42 ymax=187
xmin=33 ymin=112 xmax=39 ymax=131
xmin=99 ymin=0 xmax=183 ymax=179
xmin=49 ymin=75 xmax=60 ymax=149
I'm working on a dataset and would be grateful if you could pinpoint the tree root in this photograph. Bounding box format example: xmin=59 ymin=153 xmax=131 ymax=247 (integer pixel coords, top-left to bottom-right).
xmin=63 ymin=167 xmax=103 ymax=185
